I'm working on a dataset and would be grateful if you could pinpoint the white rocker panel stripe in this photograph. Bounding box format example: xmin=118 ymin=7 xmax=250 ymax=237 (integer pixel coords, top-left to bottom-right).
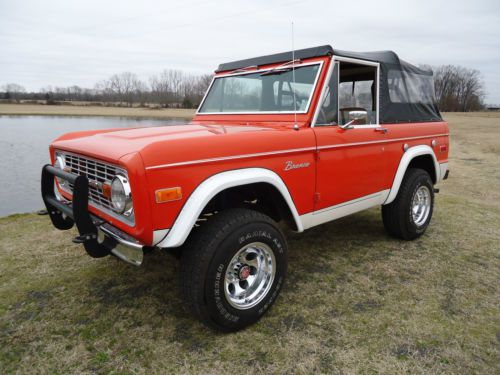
xmin=300 ymin=190 xmax=390 ymax=230
xmin=156 ymin=168 xmax=303 ymax=248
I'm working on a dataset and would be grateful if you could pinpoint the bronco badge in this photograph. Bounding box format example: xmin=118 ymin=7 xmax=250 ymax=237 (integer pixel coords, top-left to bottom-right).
xmin=284 ymin=161 xmax=311 ymax=171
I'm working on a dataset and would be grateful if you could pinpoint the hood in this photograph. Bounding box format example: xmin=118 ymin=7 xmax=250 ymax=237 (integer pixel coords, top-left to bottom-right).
xmin=51 ymin=123 xmax=288 ymax=165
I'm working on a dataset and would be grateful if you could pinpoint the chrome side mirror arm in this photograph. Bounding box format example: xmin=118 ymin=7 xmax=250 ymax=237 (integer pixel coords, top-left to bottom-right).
xmin=339 ymin=109 xmax=368 ymax=129
xmin=339 ymin=120 xmax=355 ymax=130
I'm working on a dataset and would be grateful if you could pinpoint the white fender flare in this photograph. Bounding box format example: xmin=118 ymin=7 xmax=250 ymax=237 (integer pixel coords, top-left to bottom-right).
xmin=383 ymin=145 xmax=440 ymax=205
xmin=156 ymin=168 xmax=303 ymax=248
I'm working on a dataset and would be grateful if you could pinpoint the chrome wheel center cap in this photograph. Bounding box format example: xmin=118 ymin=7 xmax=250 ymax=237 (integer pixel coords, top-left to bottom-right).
xmin=239 ymin=265 xmax=251 ymax=280
xmin=224 ymin=242 xmax=276 ymax=310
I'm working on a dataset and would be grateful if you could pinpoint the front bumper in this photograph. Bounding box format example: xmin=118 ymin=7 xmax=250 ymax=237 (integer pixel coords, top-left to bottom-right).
xmin=41 ymin=164 xmax=144 ymax=266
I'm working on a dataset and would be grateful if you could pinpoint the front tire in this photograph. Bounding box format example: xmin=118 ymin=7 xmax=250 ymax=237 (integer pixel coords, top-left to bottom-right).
xmin=382 ymin=168 xmax=434 ymax=240
xmin=180 ymin=208 xmax=287 ymax=332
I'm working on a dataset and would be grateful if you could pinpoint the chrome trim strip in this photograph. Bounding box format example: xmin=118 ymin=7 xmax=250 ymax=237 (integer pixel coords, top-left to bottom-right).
xmin=317 ymin=133 xmax=450 ymax=151
xmin=146 ymin=133 xmax=449 ymax=170
xmin=146 ymin=146 xmax=316 ymax=170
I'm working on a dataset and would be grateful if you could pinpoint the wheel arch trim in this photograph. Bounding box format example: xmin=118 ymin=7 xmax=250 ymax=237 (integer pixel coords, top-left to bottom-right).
xmin=156 ymin=168 xmax=303 ymax=248
xmin=384 ymin=145 xmax=440 ymax=205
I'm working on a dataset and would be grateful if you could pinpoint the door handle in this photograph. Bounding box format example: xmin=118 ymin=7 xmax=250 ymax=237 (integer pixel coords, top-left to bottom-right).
xmin=374 ymin=127 xmax=388 ymax=134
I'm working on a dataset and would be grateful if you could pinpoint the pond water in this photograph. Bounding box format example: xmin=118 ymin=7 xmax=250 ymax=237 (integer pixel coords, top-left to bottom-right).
xmin=0 ymin=116 xmax=190 ymax=217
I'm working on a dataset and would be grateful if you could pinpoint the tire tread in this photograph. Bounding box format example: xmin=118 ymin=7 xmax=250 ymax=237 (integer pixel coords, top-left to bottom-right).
xmin=382 ymin=168 xmax=433 ymax=240
xmin=180 ymin=208 xmax=282 ymax=330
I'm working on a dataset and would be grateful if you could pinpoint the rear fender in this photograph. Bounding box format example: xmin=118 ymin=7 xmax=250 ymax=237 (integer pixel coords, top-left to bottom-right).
xmin=384 ymin=145 xmax=440 ymax=205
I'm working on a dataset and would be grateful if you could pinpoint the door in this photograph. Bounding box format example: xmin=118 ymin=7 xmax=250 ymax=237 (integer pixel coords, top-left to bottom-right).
xmin=313 ymin=59 xmax=388 ymax=211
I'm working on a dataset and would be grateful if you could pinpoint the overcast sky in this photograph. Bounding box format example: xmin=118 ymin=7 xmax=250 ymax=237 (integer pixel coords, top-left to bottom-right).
xmin=1 ymin=0 xmax=499 ymax=103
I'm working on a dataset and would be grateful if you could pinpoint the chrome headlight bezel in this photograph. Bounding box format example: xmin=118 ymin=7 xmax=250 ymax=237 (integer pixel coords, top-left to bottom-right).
xmin=54 ymin=152 xmax=68 ymax=189
xmin=110 ymin=174 xmax=133 ymax=216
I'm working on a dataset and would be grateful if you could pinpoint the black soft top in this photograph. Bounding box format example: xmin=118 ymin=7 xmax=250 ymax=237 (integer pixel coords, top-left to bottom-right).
xmin=216 ymin=45 xmax=442 ymax=124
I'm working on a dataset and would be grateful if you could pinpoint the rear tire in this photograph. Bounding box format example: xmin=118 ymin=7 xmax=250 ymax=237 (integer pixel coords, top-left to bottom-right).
xmin=180 ymin=208 xmax=287 ymax=332
xmin=382 ymin=168 xmax=434 ymax=240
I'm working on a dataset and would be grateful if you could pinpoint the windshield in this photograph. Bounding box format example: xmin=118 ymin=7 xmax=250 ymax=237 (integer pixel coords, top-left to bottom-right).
xmin=198 ymin=63 xmax=321 ymax=114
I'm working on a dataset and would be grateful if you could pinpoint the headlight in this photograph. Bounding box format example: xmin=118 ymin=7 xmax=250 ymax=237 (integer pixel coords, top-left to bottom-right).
xmin=54 ymin=153 xmax=68 ymax=188
xmin=111 ymin=175 xmax=133 ymax=215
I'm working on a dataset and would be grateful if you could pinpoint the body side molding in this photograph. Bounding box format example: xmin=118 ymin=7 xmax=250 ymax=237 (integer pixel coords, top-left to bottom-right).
xmin=156 ymin=168 xmax=303 ymax=248
xmin=383 ymin=145 xmax=440 ymax=205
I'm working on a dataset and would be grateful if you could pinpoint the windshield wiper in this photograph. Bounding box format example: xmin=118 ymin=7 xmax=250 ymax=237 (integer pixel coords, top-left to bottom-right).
xmin=260 ymin=59 xmax=302 ymax=76
xmin=227 ymin=65 xmax=258 ymax=74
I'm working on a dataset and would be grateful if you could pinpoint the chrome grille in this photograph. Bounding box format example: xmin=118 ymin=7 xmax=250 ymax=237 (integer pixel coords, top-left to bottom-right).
xmin=58 ymin=151 xmax=127 ymax=214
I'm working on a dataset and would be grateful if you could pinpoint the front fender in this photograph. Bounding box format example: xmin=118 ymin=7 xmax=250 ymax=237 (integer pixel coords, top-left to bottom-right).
xmin=156 ymin=168 xmax=303 ymax=248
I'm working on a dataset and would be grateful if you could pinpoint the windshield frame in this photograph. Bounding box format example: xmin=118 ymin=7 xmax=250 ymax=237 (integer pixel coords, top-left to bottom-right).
xmin=196 ymin=60 xmax=324 ymax=115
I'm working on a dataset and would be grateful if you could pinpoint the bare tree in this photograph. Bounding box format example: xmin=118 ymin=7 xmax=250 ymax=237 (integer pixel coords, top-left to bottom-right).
xmin=197 ymin=74 xmax=213 ymax=94
xmin=2 ymin=83 xmax=26 ymax=100
xmin=456 ymin=67 xmax=484 ymax=111
xmin=133 ymin=79 xmax=149 ymax=106
xmin=148 ymin=69 xmax=210 ymax=108
xmin=432 ymin=65 xmax=484 ymax=111
xmin=168 ymin=69 xmax=184 ymax=104
xmin=180 ymin=74 xmax=213 ymax=108
xmin=149 ymin=70 xmax=172 ymax=107
xmin=101 ymin=72 xmax=143 ymax=106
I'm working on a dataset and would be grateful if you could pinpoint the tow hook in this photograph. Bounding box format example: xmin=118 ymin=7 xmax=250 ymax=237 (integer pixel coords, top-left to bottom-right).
xmin=73 ymin=233 xmax=97 ymax=244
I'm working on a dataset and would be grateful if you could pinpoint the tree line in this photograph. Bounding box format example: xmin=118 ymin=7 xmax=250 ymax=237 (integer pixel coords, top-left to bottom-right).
xmin=0 ymin=64 xmax=487 ymax=111
xmin=1 ymin=70 xmax=213 ymax=109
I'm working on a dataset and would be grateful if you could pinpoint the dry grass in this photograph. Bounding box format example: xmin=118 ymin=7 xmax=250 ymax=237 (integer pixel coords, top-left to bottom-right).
xmin=0 ymin=103 xmax=196 ymax=119
xmin=1 ymin=113 xmax=499 ymax=374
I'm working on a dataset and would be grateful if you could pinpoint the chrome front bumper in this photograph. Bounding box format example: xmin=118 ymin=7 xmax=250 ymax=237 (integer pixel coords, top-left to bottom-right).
xmin=98 ymin=223 xmax=144 ymax=266
xmin=41 ymin=164 xmax=144 ymax=266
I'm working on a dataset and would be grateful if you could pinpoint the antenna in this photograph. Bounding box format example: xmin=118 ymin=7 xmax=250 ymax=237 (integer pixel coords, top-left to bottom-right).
xmin=292 ymin=21 xmax=299 ymax=130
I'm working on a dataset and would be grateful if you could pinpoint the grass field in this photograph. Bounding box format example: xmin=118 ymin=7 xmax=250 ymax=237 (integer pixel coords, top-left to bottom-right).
xmin=0 ymin=113 xmax=499 ymax=374
xmin=0 ymin=103 xmax=196 ymax=119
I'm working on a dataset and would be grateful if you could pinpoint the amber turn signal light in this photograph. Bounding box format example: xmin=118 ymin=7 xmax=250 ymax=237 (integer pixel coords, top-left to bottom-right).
xmin=102 ymin=183 xmax=112 ymax=199
xmin=156 ymin=187 xmax=182 ymax=203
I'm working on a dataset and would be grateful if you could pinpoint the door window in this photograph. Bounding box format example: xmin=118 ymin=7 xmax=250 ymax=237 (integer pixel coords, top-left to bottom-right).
xmin=315 ymin=60 xmax=378 ymax=126
xmin=338 ymin=63 xmax=377 ymax=125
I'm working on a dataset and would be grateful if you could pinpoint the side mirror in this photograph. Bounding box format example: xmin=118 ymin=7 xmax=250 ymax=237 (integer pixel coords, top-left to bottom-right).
xmin=339 ymin=110 xmax=368 ymax=130
xmin=348 ymin=110 xmax=368 ymax=123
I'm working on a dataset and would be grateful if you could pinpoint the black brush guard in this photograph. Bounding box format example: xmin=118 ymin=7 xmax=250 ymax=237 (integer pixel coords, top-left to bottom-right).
xmin=41 ymin=164 xmax=112 ymax=258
